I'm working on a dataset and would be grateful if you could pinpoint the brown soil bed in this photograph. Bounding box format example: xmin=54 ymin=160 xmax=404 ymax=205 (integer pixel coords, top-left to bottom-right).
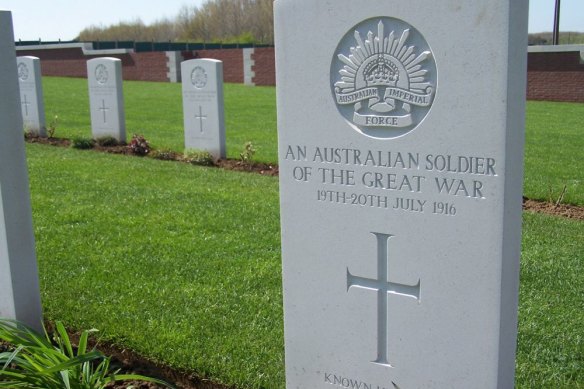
xmin=523 ymin=197 xmax=584 ymax=220
xmin=26 ymin=135 xmax=278 ymax=176
xmin=98 ymin=342 xmax=233 ymax=389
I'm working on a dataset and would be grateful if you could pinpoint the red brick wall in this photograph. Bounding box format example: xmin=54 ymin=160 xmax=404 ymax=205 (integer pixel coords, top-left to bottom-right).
xmin=252 ymin=47 xmax=276 ymax=86
xmin=527 ymin=51 xmax=584 ymax=102
xmin=17 ymin=47 xmax=88 ymax=78
xmin=125 ymin=52 xmax=168 ymax=82
xmin=191 ymin=49 xmax=244 ymax=83
xmin=17 ymin=46 xmax=266 ymax=85
xmin=16 ymin=48 xmax=170 ymax=82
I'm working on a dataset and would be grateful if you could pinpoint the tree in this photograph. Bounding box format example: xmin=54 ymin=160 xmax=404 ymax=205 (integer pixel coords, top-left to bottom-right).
xmin=76 ymin=0 xmax=275 ymax=44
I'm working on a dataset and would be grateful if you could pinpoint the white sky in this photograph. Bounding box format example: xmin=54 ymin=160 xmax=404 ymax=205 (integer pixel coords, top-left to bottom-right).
xmin=1 ymin=0 xmax=583 ymax=41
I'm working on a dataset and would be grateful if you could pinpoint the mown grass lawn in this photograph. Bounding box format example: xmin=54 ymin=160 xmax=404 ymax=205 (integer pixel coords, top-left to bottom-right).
xmin=524 ymin=101 xmax=584 ymax=206
xmin=27 ymin=143 xmax=583 ymax=389
xmin=42 ymin=77 xmax=584 ymax=206
xmin=29 ymin=143 xmax=283 ymax=388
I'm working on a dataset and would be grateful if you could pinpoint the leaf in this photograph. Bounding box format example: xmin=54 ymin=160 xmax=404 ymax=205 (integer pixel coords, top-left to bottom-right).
xmin=41 ymin=351 xmax=103 ymax=374
xmin=60 ymin=369 xmax=71 ymax=389
xmin=55 ymin=322 xmax=74 ymax=358
xmin=1 ymin=345 xmax=23 ymax=370
xmin=77 ymin=330 xmax=89 ymax=356
xmin=106 ymin=373 xmax=177 ymax=388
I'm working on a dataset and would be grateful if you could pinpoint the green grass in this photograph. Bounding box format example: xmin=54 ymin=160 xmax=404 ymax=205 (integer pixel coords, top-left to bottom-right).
xmin=28 ymin=144 xmax=283 ymax=388
xmin=26 ymin=143 xmax=583 ymax=388
xmin=524 ymin=101 xmax=584 ymax=206
xmin=517 ymin=213 xmax=584 ymax=388
xmin=42 ymin=77 xmax=584 ymax=206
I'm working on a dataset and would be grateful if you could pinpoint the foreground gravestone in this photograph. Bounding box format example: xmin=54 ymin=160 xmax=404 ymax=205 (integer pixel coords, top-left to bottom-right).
xmin=0 ymin=10 xmax=43 ymax=331
xmin=17 ymin=56 xmax=46 ymax=136
xmin=181 ymin=59 xmax=226 ymax=159
xmin=87 ymin=57 xmax=126 ymax=142
xmin=275 ymin=1 xmax=528 ymax=388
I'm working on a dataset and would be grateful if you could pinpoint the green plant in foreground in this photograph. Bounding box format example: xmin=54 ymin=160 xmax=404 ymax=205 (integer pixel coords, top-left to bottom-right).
xmin=150 ymin=148 xmax=179 ymax=161
xmin=47 ymin=115 xmax=58 ymax=138
xmin=548 ymin=184 xmax=567 ymax=206
xmin=24 ymin=129 xmax=37 ymax=140
xmin=184 ymin=148 xmax=215 ymax=166
xmin=239 ymin=141 xmax=256 ymax=164
xmin=0 ymin=318 xmax=174 ymax=389
xmin=71 ymin=137 xmax=95 ymax=150
xmin=94 ymin=136 xmax=120 ymax=147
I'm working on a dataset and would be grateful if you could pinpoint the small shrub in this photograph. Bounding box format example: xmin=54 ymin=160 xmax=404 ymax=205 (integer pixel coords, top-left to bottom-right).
xmin=548 ymin=184 xmax=568 ymax=207
xmin=184 ymin=149 xmax=215 ymax=166
xmin=47 ymin=114 xmax=58 ymax=138
xmin=95 ymin=136 xmax=119 ymax=147
xmin=128 ymin=134 xmax=150 ymax=156
xmin=0 ymin=318 xmax=174 ymax=388
xmin=71 ymin=137 xmax=95 ymax=149
xmin=23 ymin=129 xmax=38 ymax=140
xmin=240 ymin=141 xmax=256 ymax=164
xmin=150 ymin=148 xmax=179 ymax=161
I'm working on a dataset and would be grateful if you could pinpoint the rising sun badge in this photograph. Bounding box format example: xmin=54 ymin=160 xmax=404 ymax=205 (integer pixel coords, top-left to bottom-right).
xmin=331 ymin=18 xmax=437 ymax=139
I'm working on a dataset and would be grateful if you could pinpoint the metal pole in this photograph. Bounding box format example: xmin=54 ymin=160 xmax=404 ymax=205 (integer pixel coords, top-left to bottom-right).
xmin=553 ymin=0 xmax=561 ymax=45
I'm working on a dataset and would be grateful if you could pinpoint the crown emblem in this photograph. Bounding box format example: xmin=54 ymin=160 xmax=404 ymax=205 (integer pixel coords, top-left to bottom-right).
xmin=332 ymin=18 xmax=437 ymax=139
xmin=95 ymin=64 xmax=109 ymax=85
xmin=364 ymin=55 xmax=399 ymax=87
xmin=18 ymin=63 xmax=29 ymax=81
xmin=191 ymin=66 xmax=208 ymax=89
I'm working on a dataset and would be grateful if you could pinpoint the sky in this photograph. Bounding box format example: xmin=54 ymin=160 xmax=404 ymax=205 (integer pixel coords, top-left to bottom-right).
xmin=1 ymin=0 xmax=583 ymax=42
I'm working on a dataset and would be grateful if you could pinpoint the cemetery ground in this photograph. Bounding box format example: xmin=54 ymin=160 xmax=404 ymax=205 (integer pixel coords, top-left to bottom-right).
xmin=16 ymin=77 xmax=584 ymax=388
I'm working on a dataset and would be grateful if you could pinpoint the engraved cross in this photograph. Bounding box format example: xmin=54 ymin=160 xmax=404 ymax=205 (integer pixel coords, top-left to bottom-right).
xmin=347 ymin=232 xmax=421 ymax=367
xmin=99 ymin=99 xmax=110 ymax=123
xmin=195 ymin=105 xmax=207 ymax=133
xmin=21 ymin=94 xmax=31 ymax=116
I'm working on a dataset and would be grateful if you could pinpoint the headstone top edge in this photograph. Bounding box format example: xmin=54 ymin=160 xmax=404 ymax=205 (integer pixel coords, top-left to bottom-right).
xmin=185 ymin=58 xmax=223 ymax=64
xmin=87 ymin=57 xmax=122 ymax=63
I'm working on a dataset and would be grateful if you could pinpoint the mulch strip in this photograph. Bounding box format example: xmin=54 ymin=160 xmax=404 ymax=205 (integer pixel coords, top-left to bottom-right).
xmin=523 ymin=197 xmax=584 ymax=220
xmin=26 ymin=135 xmax=279 ymax=176
xmin=97 ymin=341 xmax=234 ymax=389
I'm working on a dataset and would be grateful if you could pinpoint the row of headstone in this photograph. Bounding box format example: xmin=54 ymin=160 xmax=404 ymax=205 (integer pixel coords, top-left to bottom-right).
xmin=17 ymin=56 xmax=226 ymax=159
xmin=17 ymin=56 xmax=46 ymax=136
xmin=181 ymin=59 xmax=226 ymax=159
xmin=87 ymin=58 xmax=126 ymax=142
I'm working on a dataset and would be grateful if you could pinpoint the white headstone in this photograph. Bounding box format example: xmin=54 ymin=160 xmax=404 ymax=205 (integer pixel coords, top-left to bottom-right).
xmin=17 ymin=56 xmax=46 ymax=136
xmin=87 ymin=57 xmax=126 ymax=142
xmin=275 ymin=1 xmax=528 ymax=388
xmin=181 ymin=59 xmax=226 ymax=159
xmin=0 ymin=10 xmax=43 ymax=331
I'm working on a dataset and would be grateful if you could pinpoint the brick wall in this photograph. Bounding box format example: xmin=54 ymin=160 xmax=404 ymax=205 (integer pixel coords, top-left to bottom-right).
xmin=526 ymin=47 xmax=584 ymax=103
xmin=251 ymin=47 xmax=276 ymax=86
xmin=191 ymin=49 xmax=244 ymax=83
xmin=124 ymin=52 xmax=169 ymax=82
xmin=17 ymin=47 xmax=170 ymax=82
xmin=17 ymin=47 xmax=88 ymax=78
